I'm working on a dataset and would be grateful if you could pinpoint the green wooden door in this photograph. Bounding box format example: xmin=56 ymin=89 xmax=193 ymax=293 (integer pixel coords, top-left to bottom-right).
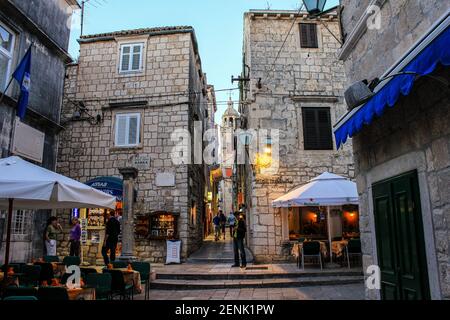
xmin=372 ymin=171 xmax=430 ymax=300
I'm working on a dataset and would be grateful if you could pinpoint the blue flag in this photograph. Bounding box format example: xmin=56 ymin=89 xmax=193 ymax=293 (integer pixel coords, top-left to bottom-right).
xmin=12 ymin=45 xmax=32 ymax=120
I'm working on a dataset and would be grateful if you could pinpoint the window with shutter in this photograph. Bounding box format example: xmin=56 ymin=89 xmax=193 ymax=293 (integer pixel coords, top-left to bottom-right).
xmin=115 ymin=113 xmax=141 ymax=147
xmin=302 ymin=108 xmax=333 ymax=150
xmin=119 ymin=43 xmax=143 ymax=73
xmin=299 ymin=23 xmax=319 ymax=48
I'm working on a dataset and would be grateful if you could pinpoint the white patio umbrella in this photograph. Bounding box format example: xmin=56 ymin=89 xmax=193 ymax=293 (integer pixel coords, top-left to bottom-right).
xmin=0 ymin=156 xmax=116 ymax=267
xmin=272 ymin=172 xmax=359 ymax=263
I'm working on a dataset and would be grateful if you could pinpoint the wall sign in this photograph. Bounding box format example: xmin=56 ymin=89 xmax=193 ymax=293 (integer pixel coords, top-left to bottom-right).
xmin=156 ymin=172 xmax=175 ymax=187
xmin=11 ymin=120 xmax=45 ymax=163
xmin=131 ymin=154 xmax=151 ymax=170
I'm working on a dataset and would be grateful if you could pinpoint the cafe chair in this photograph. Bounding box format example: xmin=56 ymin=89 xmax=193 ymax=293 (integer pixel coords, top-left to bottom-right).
xmin=131 ymin=262 xmax=151 ymax=300
xmin=63 ymin=256 xmax=81 ymax=267
xmin=345 ymin=239 xmax=362 ymax=269
xmin=85 ymin=273 xmax=112 ymax=300
xmin=301 ymin=241 xmax=323 ymax=270
xmin=80 ymin=267 xmax=98 ymax=279
xmin=103 ymin=269 xmax=134 ymax=300
xmin=1 ymin=263 xmax=25 ymax=273
xmin=3 ymin=296 xmax=38 ymax=301
xmin=112 ymin=261 xmax=128 ymax=269
xmin=4 ymin=286 xmax=38 ymax=298
xmin=33 ymin=262 xmax=54 ymax=284
xmin=20 ymin=265 xmax=41 ymax=287
xmin=37 ymin=287 xmax=69 ymax=301
xmin=44 ymin=255 xmax=60 ymax=263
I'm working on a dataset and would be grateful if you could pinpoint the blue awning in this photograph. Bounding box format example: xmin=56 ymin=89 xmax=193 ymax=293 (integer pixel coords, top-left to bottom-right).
xmin=86 ymin=176 xmax=123 ymax=201
xmin=334 ymin=23 xmax=450 ymax=149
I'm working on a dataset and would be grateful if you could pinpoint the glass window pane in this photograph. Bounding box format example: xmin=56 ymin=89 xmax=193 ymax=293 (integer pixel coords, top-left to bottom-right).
xmin=122 ymin=46 xmax=130 ymax=54
xmin=0 ymin=26 xmax=13 ymax=52
xmin=131 ymin=53 xmax=141 ymax=70
xmin=128 ymin=116 xmax=138 ymax=145
xmin=121 ymin=54 xmax=130 ymax=71
xmin=116 ymin=116 xmax=127 ymax=146
xmin=0 ymin=52 xmax=9 ymax=91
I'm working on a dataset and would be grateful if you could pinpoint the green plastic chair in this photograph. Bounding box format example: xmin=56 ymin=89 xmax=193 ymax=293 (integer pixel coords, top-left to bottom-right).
xmin=37 ymin=287 xmax=69 ymax=301
xmin=3 ymin=296 xmax=38 ymax=301
xmin=4 ymin=286 xmax=38 ymax=298
xmin=85 ymin=273 xmax=112 ymax=300
xmin=21 ymin=265 xmax=41 ymax=287
xmin=44 ymin=255 xmax=60 ymax=263
xmin=131 ymin=262 xmax=151 ymax=300
xmin=63 ymin=256 xmax=81 ymax=266
xmin=103 ymin=269 xmax=134 ymax=300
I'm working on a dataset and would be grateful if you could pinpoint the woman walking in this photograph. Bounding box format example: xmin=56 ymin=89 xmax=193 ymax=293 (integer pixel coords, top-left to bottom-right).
xmin=69 ymin=217 xmax=81 ymax=257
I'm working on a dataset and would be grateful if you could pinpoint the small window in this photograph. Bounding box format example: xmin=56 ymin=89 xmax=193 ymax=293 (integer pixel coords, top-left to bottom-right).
xmin=11 ymin=210 xmax=32 ymax=235
xmin=302 ymin=107 xmax=333 ymax=150
xmin=115 ymin=113 xmax=141 ymax=147
xmin=299 ymin=23 xmax=318 ymax=48
xmin=119 ymin=43 xmax=144 ymax=73
xmin=0 ymin=23 xmax=15 ymax=91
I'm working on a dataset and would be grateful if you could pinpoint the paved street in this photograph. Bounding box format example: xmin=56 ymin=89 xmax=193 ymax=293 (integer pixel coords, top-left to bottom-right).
xmin=136 ymin=284 xmax=365 ymax=300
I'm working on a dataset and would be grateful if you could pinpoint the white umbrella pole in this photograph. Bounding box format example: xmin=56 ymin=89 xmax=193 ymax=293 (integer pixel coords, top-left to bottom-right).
xmin=327 ymin=206 xmax=332 ymax=264
xmin=3 ymin=198 xmax=13 ymax=269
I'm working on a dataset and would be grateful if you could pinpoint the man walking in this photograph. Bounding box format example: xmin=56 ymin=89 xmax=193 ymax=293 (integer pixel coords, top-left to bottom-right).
xmin=213 ymin=212 xmax=221 ymax=241
xmin=219 ymin=210 xmax=227 ymax=240
xmin=102 ymin=211 xmax=121 ymax=265
xmin=232 ymin=213 xmax=247 ymax=269
xmin=227 ymin=211 xmax=236 ymax=238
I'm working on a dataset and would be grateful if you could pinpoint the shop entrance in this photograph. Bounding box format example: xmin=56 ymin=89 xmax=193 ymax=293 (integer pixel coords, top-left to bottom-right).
xmin=372 ymin=170 xmax=430 ymax=300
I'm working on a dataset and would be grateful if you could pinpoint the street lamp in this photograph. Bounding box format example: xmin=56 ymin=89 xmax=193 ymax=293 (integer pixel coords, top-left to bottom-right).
xmin=302 ymin=0 xmax=327 ymax=16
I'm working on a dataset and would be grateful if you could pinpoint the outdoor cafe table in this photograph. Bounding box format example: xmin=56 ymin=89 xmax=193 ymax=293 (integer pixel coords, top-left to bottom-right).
xmin=84 ymin=266 xmax=143 ymax=294
xmin=291 ymin=241 xmax=328 ymax=259
xmin=67 ymin=287 xmax=96 ymax=300
xmin=115 ymin=268 xmax=143 ymax=294
xmin=331 ymin=240 xmax=348 ymax=258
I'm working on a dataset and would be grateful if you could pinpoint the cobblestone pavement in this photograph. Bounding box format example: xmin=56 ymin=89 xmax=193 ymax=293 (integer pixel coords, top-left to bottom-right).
xmin=135 ymin=284 xmax=365 ymax=300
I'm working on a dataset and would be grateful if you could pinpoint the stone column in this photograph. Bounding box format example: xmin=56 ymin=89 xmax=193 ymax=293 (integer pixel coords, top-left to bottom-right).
xmin=118 ymin=167 xmax=138 ymax=262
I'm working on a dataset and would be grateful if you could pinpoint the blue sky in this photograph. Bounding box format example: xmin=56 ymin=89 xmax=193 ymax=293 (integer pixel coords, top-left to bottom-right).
xmin=69 ymin=0 xmax=339 ymax=123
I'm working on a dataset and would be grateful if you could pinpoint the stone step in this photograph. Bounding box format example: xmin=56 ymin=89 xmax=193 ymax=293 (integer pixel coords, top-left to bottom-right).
xmin=150 ymin=275 xmax=365 ymax=290
xmin=156 ymin=270 xmax=363 ymax=280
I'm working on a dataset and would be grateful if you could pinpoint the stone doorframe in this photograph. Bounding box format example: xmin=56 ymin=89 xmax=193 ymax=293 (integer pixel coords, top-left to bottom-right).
xmin=364 ymin=150 xmax=442 ymax=300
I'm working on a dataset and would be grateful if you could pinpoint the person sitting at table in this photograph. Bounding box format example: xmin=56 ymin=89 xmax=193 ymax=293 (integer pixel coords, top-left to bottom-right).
xmin=102 ymin=211 xmax=121 ymax=266
xmin=44 ymin=217 xmax=63 ymax=256
xmin=69 ymin=217 xmax=81 ymax=257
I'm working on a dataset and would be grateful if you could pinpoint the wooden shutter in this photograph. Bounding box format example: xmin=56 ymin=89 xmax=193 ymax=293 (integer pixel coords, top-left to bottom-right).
xmin=300 ymin=23 xmax=318 ymax=48
xmin=302 ymin=108 xmax=333 ymax=150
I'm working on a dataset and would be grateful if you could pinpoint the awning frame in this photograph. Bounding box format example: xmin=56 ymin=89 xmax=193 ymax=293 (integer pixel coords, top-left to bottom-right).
xmin=334 ymin=9 xmax=450 ymax=146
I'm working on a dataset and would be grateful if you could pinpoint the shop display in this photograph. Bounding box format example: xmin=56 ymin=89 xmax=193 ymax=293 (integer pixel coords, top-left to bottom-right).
xmin=149 ymin=212 xmax=178 ymax=240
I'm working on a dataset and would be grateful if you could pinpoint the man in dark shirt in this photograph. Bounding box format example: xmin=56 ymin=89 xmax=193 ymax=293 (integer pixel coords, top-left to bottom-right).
xmin=102 ymin=211 xmax=121 ymax=265
xmin=232 ymin=213 xmax=247 ymax=268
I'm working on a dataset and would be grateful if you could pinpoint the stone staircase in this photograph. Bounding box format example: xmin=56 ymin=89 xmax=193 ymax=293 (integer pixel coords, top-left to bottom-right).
xmin=151 ymin=269 xmax=364 ymax=290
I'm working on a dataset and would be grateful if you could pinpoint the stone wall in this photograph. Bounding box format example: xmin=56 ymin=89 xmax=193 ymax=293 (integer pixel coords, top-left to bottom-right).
xmin=241 ymin=11 xmax=354 ymax=262
xmin=353 ymin=71 xmax=450 ymax=300
xmin=340 ymin=0 xmax=450 ymax=84
xmin=57 ymin=30 xmax=207 ymax=263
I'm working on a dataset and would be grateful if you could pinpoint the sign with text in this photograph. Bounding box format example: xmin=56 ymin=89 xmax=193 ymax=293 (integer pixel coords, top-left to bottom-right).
xmin=11 ymin=119 xmax=44 ymax=163
xmin=131 ymin=154 xmax=151 ymax=170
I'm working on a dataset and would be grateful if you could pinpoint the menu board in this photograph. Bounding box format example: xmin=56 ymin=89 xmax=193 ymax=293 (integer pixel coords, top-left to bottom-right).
xmin=80 ymin=219 xmax=88 ymax=245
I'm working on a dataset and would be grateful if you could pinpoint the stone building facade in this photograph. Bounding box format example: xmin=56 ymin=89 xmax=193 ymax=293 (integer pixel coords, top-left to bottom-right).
xmin=337 ymin=0 xmax=450 ymax=299
xmin=57 ymin=26 xmax=211 ymax=263
xmin=0 ymin=0 xmax=78 ymax=263
xmin=239 ymin=10 xmax=354 ymax=263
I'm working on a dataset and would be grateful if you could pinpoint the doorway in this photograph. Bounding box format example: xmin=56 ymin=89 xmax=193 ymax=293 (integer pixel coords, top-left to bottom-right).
xmin=372 ymin=170 xmax=430 ymax=300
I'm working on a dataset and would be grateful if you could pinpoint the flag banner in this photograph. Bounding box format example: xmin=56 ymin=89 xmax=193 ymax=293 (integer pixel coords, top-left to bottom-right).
xmin=12 ymin=45 xmax=32 ymax=120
